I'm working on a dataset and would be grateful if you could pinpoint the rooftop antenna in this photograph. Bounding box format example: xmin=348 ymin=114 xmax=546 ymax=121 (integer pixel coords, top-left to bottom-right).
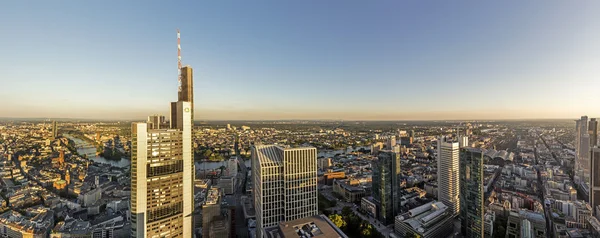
xmin=177 ymin=29 xmax=182 ymax=93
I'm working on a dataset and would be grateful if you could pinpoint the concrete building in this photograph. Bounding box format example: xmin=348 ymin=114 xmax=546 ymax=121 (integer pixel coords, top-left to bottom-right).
xmin=361 ymin=197 xmax=377 ymax=218
xmin=218 ymin=176 xmax=236 ymax=195
xmin=505 ymin=210 xmax=546 ymax=238
xmin=575 ymin=116 xmax=590 ymax=186
xmin=227 ymin=157 xmax=238 ymax=177
xmin=372 ymin=151 xmax=401 ymax=225
xmin=263 ymin=215 xmax=348 ymax=238
xmin=393 ymin=201 xmax=454 ymax=238
xmin=130 ymin=100 xmax=194 ymax=237
xmin=437 ymin=137 xmax=460 ymax=215
xmin=459 ymin=147 xmax=484 ymax=238
xmin=202 ymin=187 xmax=222 ymax=238
xmin=521 ymin=219 xmax=534 ymax=238
xmin=333 ymin=179 xmax=366 ymax=203
xmin=318 ymin=157 xmax=332 ymax=171
xmin=252 ymin=145 xmax=318 ymax=238
xmin=52 ymin=120 xmax=58 ymax=139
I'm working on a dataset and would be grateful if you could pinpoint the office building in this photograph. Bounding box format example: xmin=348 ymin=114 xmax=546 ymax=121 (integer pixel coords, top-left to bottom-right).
xmin=590 ymin=119 xmax=598 ymax=147
xmin=202 ymin=187 xmax=222 ymax=238
xmin=263 ymin=215 xmax=348 ymax=238
xmin=505 ymin=210 xmax=546 ymax=238
xmin=147 ymin=115 xmax=167 ymax=129
xmin=591 ymin=148 xmax=600 ymax=217
xmin=459 ymin=136 xmax=469 ymax=148
xmin=318 ymin=157 xmax=332 ymax=171
xmin=459 ymin=147 xmax=484 ymax=238
xmin=437 ymin=137 xmax=460 ymax=215
xmin=131 ymin=96 xmax=194 ymax=236
xmin=372 ymin=151 xmax=401 ymax=225
xmin=575 ymin=116 xmax=590 ymax=185
xmin=520 ymin=219 xmax=533 ymax=238
xmin=394 ymin=201 xmax=454 ymax=238
xmin=227 ymin=157 xmax=238 ymax=177
xmin=52 ymin=120 xmax=58 ymax=139
xmin=252 ymin=145 xmax=318 ymax=238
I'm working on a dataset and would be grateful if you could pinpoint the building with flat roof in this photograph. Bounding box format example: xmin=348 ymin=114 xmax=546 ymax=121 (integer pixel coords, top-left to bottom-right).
xmin=437 ymin=137 xmax=460 ymax=215
xmin=393 ymin=201 xmax=454 ymax=238
xmin=130 ymin=95 xmax=194 ymax=236
xmin=460 ymin=147 xmax=484 ymax=238
xmin=202 ymin=187 xmax=222 ymax=238
xmin=263 ymin=215 xmax=348 ymax=238
xmin=333 ymin=179 xmax=366 ymax=203
xmin=252 ymin=145 xmax=318 ymax=238
xmin=372 ymin=151 xmax=401 ymax=225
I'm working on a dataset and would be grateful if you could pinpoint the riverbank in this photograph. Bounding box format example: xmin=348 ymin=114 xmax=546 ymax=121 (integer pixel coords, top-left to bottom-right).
xmin=64 ymin=134 xmax=131 ymax=168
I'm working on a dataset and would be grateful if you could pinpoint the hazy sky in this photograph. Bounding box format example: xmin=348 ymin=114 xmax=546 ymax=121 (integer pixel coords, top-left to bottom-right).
xmin=1 ymin=1 xmax=600 ymax=120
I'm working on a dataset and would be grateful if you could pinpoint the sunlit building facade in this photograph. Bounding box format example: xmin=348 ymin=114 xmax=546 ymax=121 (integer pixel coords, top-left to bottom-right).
xmin=131 ymin=101 xmax=193 ymax=238
xmin=437 ymin=137 xmax=460 ymax=215
xmin=252 ymin=145 xmax=318 ymax=238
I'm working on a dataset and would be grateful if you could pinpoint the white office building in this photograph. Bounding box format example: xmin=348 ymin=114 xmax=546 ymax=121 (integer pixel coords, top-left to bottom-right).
xmin=437 ymin=137 xmax=460 ymax=215
xmin=252 ymin=145 xmax=318 ymax=238
xmin=130 ymin=101 xmax=194 ymax=238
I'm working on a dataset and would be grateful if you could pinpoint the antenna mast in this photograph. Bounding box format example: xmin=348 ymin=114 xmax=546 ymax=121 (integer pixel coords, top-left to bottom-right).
xmin=177 ymin=29 xmax=182 ymax=92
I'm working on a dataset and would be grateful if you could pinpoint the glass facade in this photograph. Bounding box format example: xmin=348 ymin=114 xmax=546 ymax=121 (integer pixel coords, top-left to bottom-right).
xmin=459 ymin=147 xmax=484 ymax=238
xmin=372 ymin=151 xmax=400 ymax=225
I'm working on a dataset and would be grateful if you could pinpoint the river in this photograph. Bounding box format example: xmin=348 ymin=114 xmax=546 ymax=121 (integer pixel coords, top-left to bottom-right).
xmin=66 ymin=134 xmax=364 ymax=169
xmin=64 ymin=134 xmax=131 ymax=168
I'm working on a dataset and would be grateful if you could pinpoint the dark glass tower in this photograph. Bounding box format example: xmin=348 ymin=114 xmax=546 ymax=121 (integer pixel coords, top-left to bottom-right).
xmin=372 ymin=151 xmax=400 ymax=225
xmin=460 ymin=147 xmax=484 ymax=238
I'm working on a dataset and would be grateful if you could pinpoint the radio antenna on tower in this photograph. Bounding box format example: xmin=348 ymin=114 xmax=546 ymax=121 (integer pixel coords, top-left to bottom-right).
xmin=177 ymin=29 xmax=182 ymax=92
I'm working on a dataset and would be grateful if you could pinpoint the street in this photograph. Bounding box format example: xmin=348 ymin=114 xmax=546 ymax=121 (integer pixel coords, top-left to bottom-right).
xmin=235 ymin=159 xmax=249 ymax=237
xmin=319 ymin=187 xmax=393 ymax=237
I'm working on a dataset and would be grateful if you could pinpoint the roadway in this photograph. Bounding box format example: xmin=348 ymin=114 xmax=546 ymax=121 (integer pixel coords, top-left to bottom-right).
xmin=235 ymin=158 xmax=249 ymax=237
xmin=319 ymin=187 xmax=393 ymax=237
xmin=534 ymin=142 xmax=553 ymax=238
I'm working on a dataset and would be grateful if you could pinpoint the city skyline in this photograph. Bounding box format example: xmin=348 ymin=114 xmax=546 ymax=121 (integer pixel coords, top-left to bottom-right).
xmin=2 ymin=1 xmax=600 ymax=120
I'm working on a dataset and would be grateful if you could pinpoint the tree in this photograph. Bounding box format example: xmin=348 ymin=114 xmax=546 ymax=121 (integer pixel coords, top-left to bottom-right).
xmin=328 ymin=214 xmax=346 ymax=229
xmin=360 ymin=223 xmax=373 ymax=237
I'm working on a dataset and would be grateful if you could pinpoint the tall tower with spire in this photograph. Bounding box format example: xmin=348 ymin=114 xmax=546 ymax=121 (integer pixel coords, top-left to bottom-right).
xmin=131 ymin=29 xmax=194 ymax=238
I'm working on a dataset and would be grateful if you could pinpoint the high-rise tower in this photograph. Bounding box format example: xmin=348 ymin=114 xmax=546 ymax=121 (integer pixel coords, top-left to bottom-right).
xmin=252 ymin=145 xmax=318 ymax=238
xmin=460 ymin=147 xmax=484 ymax=238
xmin=437 ymin=137 xmax=460 ymax=215
xmin=130 ymin=30 xmax=194 ymax=238
xmin=575 ymin=116 xmax=590 ymax=186
xmin=372 ymin=151 xmax=401 ymax=225
xmin=590 ymin=148 xmax=600 ymax=217
xmin=52 ymin=121 xmax=58 ymax=139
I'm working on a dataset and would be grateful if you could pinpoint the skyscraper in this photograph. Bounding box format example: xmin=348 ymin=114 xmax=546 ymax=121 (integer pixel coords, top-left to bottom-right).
xmin=590 ymin=119 xmax=598 ymax=147
xmin=252 ymin=145 xmax=318 ymax=238
xmin=131 ymin=85 xmax=194 ymax=237
xmin=372 ymin=151 xmax=401 ymax=225
xmin=52 ymin=121 xmax=58 ymax=139
xmin=590 ymin=148 xmax=600 ymax=217
xmin=437 ymin=137 xmax=460 ymax=215
xmin=179 ymin=66 xmax=193 ymax=121
xmin=575 ymin=116 xmax=589 ymax=185
xmin=460 ymin=147 xmax=484 ymax=238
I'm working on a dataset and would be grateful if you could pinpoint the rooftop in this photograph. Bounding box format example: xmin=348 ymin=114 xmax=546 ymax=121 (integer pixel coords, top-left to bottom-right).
xmin=395 ymin=201 xmax=450 ymax=234
xmin=264 ymin=215 xmax=348 ymax=238
xmin=205 ymin=187 xmax=220 ymax=205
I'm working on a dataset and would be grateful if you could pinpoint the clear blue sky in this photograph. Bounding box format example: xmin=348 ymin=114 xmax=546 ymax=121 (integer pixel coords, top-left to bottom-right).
xmin=1 ymin=1 xmax=599 ymax=120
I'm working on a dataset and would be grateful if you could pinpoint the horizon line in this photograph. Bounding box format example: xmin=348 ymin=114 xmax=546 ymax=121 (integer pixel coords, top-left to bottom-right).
xmin=0 ymin=116 xmax=582 ymax=122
